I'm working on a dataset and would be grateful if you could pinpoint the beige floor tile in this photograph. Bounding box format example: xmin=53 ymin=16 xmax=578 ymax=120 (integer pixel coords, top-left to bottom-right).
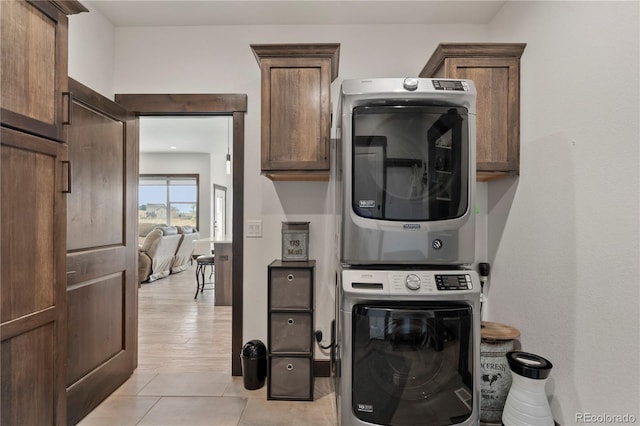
xmin=138 ymin=396 xmax=247 ymax=426
xmin=77 ymin=396 xmax=160 ymax=426
xmin=113 ymin=372 xmax=158 ymax=396
xmin=314 ymin=378 xmax=335 ymax=399
xmin=138 ymin=372 xmax=232 ymax=396
xmin=238 ymin=394 xmax=337 ymax=426
xmin=222 ymin=376 xmax=268 ymax=399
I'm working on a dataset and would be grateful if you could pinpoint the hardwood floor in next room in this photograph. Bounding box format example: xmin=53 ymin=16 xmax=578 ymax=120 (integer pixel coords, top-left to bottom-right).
xmin=79 ymin=264 xmax=337 ymax=426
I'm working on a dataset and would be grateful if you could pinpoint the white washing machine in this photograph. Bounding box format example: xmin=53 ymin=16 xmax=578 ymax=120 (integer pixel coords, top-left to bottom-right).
xmin=334 ymin=267 xmax=481 ymax=426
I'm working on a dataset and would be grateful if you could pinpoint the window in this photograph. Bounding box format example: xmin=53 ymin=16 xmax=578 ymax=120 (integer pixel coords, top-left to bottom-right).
xmin=139 ymin=175 xmax=199 ymax=229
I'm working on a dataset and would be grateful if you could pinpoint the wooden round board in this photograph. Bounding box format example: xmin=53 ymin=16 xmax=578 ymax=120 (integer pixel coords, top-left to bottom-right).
xmin=481 ymin=321 xmax=520 ymax=341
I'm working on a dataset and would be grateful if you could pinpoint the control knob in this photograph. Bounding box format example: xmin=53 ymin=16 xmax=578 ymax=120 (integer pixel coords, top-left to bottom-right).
xmin=403 ymin=77 xmax=419 ymax=91
xmin=405 ymin=274 xmax=421 ymax=291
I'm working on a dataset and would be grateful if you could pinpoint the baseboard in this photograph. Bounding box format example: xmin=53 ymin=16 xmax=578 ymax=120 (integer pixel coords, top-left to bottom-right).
xmin=313 ymin=360 xmax=331 ymax=377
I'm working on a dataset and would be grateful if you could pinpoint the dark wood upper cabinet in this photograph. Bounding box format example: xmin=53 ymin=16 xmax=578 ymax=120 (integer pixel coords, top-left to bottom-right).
xmin=420 ymin=43 xmax=526 ymax=181
xmin=251 ymin=43 xmax=340 ymax=181
xmin=0 ymin=0 xmax=85 ymax=142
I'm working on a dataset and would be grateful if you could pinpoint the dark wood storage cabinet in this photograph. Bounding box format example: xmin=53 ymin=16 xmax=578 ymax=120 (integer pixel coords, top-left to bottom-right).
xmin=420 ymin=43 xmax=526 ymax=181
xmin=267 ymin=260 xmax=315 ymax=400
xmin=0 ymin=1 xmax=85 ymax=424
xmin=251 ymin=44 xmax=340 ymax=181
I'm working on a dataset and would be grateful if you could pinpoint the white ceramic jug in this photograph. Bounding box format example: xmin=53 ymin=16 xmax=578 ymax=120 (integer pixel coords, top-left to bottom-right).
xmin=502 ymin=351 xmax=554 ymax=426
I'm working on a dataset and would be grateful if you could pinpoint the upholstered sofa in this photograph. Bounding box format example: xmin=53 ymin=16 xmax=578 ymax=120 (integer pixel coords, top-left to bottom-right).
xmin=171 ymin=226 xmax=199 ymax=273
xmin=138 ymin=226 xmax=182 ymax=283
xmin=138 ymin=224 xmax=200 ymax=283
xmin=138 ymin=222 xmax=166 ymax=245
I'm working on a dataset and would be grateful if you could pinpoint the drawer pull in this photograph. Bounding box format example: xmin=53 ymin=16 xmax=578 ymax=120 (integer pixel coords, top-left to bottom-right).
xmin=286 ymin=363 xmax=294 ymax=371
xmin=287 ymin=318 xmax=294 ymax=325
xmin=287 ymin=274 xmax=294 ymax=281
xmin=61 ymin=161 xmax=72 ymax=193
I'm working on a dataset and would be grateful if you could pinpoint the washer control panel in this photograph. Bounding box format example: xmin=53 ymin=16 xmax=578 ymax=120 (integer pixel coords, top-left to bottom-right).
xmin=342 ymin=269 xmax=478 ymax=296
xmin=435 ymin=274 xmax=473 ymax=291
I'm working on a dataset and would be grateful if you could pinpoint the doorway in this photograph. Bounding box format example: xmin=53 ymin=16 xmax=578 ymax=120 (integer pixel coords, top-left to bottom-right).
xmin=116 ymin=93 xmax=247 ymax=376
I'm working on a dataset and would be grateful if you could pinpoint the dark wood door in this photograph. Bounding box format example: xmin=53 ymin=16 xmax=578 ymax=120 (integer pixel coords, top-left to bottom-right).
xmin=65 ymin=78 xmax=138 ymax=425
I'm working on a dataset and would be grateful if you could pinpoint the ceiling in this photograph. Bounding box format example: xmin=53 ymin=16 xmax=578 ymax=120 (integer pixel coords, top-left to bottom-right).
xmin=87 ymin=1 xmax=507 ymax=27
xmin=139 ymin=116 xmax=232 ymax=154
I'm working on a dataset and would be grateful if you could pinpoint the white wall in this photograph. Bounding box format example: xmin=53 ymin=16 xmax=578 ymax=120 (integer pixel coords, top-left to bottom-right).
xmin=68 ymin=2 xmax=115 ymax=98
xmin=140 ymin=152 xmax=212 ymax=239
xmin=486 ymin=2 xmax=639 ymax=424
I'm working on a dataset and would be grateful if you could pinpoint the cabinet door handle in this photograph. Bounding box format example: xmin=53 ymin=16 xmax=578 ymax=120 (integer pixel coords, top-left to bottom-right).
xmin=287 ymin=274 xmax=294 ymax=281
xmin=61 ymin=161 xmax=71 ymax=193
xmin=62 ymin=92 xmax=72 ymax=125
xmin=286 ymin=364 xmax=294 ymax=371
xmin=287 ymin=318 xmax=294 ymax=325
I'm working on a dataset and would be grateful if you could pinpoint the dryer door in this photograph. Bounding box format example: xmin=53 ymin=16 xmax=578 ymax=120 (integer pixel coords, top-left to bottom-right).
xmin=352 ymin=303 xmax=474 ymax=426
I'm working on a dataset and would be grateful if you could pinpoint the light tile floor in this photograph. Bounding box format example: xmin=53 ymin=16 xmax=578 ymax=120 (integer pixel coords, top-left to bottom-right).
xmin=78 ymin=264 xmax=338 ymax=426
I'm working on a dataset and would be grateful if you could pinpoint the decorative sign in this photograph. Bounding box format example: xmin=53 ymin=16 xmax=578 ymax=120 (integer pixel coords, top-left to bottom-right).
xmin=281 ymin=222 xmax=310 ymax=261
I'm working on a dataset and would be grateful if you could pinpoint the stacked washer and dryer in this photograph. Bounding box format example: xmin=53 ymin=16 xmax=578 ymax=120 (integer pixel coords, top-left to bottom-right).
xmin=333 ymin=78 xmax=480 ymax=426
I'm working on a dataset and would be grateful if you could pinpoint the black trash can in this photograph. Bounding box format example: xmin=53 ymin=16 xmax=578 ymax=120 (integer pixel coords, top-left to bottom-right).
xmin=241 ymin=340 xmax=267 ymax=390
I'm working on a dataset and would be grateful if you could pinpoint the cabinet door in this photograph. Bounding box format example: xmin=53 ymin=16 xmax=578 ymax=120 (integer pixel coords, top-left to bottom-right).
xmin=1 ymin=127 xmax=68 ymax=426
xmin=0 ymin=0 xmax=68 ymax=141
xmin=446 ymin=57 xmax=520 ymax=174
xmin=260 ymin=57 xmax=331 ymax=173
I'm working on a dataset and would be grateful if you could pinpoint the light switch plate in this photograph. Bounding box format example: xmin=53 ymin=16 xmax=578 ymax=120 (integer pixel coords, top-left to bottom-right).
xmin=246 ymin=220 xmax=262 ymax=238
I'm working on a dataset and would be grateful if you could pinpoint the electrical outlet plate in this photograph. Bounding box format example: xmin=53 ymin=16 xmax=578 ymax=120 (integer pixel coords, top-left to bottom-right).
xmin=246 ymin=220 xmax=262 ymax=238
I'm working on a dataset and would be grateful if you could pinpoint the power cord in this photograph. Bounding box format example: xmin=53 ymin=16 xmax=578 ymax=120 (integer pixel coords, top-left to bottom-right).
xmin=478 ymin=262 xmax=490 ymax=315
xmin=315 ymin=328 xmax=334 ymax=350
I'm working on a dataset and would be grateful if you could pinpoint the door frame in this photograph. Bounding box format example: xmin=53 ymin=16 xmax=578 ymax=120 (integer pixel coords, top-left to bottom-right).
xmin=114 ymin=93 xmax=246 ymax=376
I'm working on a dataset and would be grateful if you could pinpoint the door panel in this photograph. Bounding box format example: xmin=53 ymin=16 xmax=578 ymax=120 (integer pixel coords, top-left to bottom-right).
xmin=66 ymin=273 xmax=124 ymax=385
xmin=65 ymin=78 xmax=138 ymax=425
xmin=447 ymin=57 xmax=517 ymax=171
xmin=1 ymin=145 xmax=56 ymax=321
xmin=2 ymin=323 xmax=55 ymax=425
xmin=67 ymin=103 xmax=124 ymax=250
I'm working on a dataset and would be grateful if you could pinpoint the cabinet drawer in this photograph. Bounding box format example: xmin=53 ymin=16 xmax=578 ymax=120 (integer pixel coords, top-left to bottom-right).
xmin=268 ymin=356 xmax=312 ymax=400
xmin=270 ymin=269 xmax=312 ymax=309
xmin=270 ymin=313 xmax=312 ymax=353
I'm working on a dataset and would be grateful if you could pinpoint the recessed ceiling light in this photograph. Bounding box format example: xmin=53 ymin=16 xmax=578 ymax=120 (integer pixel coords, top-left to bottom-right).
xmin=170 ymin=146 xmax=177 ymax=150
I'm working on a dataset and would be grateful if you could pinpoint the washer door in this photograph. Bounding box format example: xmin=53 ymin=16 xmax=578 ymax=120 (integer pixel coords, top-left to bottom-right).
xmin=352 ymin=303 xmax=474 ymax=426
